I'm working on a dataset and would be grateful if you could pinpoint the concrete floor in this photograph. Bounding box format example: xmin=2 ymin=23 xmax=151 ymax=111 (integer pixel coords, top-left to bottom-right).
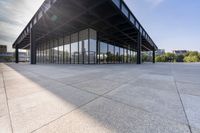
xmin=0 ymin=63 xmax=200 ymax=133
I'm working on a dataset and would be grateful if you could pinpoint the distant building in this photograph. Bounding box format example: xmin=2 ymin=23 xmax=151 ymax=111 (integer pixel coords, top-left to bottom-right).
xmin=0 ymin=45 xmax=7 ymax=53
xmin=0 ymin=52 xmax=29 ymax=62
xmin=156 ymin=49 xmax=165 ymax=56
xmin=173 ymin=50 xmax=188 ymax=55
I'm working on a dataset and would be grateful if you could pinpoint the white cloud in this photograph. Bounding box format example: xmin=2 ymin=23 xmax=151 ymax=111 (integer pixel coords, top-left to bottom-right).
xmin=0 ymin=0 xmax=44 ymax=51
xmin=145 ymin=0 xmax=164 ymax=6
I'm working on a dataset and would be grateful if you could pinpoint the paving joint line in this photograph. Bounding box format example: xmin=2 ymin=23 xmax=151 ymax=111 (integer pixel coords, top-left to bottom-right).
xmin=171 ymin=64 xmax=193 ymax=133
xmin=31 ymin=93 xmax=101 ymax=133
xmin=1 ymin=71 xmax=14 ymax=133
xmin=30 ymin=73 xmax=137 ymax=132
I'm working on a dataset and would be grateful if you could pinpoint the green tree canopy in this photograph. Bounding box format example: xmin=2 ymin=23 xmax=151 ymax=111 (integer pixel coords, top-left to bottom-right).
xmin=155 ymin=51 xmax=200 ymax=63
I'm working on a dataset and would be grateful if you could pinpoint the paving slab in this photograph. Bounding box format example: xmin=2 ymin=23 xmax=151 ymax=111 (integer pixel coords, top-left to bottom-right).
xmin=0 ymin=63 xmax=200 ymax=133
xmin=0 ymin=74 xmax=4 ymax=91
xmin=9 ymin=85 xmax=97 ymax=133
xmin=34 ymin=97 xmax=190 ymax=133
xmin=73 ymin=78 xmax=124 ymax=95
xmin=130 ymin=74 xmax=177 ymax=92
xmin=177 ymin=82 xmax=200 ymax=96
xmin=173 ymin=74 xmax=200 ymax=84
xmin=0 ymin=115 xmax=12 ymax=133
xmin=191 ymin=127 xmax=200 ymax=133
xmin=181 ymin=94 xmax=200 ymax=129
xmin=105 ymin=84 xmax=187 ymax=124
xmin=0 ymin=93 xmax=8 ymax=117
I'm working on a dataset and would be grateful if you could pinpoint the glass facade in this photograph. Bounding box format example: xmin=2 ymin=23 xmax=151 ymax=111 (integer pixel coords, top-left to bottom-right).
xmin=142 ymin=51 xmax=153 ymax=62
xmin=36 ymin=28 xmax=137 ymax=64
xmin=64 ymin=35 xmax=70 ymax=64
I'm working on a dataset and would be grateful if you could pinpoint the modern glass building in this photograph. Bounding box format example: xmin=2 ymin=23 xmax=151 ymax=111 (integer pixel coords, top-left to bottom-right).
xmin=13 ymin=0 xmax=158 ymax=64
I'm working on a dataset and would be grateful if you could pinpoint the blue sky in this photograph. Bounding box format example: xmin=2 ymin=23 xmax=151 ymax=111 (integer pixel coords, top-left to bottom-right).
xmin=0 ymin=0 xmax=200 ymax=52
xmin=124 ymin=0 xmax=200 ymax=52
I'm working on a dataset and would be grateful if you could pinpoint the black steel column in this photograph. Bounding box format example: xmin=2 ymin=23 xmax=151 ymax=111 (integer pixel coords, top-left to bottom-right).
xmin=153 ymin=48 xmax=155 ymax=63
xmin=30 ymin=28 xmax=36 ymax=64
xmin=15 ymin=47 xmax=19 ymax=63
xmin=137 ymin=32 xmax=142 ymax=64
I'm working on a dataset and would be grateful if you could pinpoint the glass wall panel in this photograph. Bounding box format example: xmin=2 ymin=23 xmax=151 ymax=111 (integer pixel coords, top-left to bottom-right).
xmin=142 ymin=51 xmax=152 ymax=62
xmin=36 ymin=45 xmax=39 ymax=63
xmin=38 ymin=46 xmax=40 ymax=63
xmin=58 ymin=37 xmax=64 ymax=64
xmin=41 ymin=44 xmax=44 ymax=63
xmin=89 ymin=29 xmax=97 ymax=64
xmin=46 ymin=41 xmax=50 ymax=63
xmin=83 ymin=39 xmax=89 ymax=64
xmin=64 ymin=36 xmax=70 ymax=64
xmin=40 ymin=44 xmax=43 ymax=63
xmin=50 ymin=40 xmax=54 ymax=63
xmin=43 ymin=43 xmax=46 ymax=64
xmin=100 ymin=42 xmax=107 ymax=64
xmin=127 ymin=49 xmax=131 ymax=63
xmin=124 ymin=48 xmax=128 ymax=63
xmin=79 ymin=29 xmax=89 ymax=64
xmin=130 ymin=51 xmax=136 ymax=64
xmin=122 ymin=3 xmax=129 ymax=17
xmin=79 ymin=36 xmax=82 ymax=64
xmin=43 ymin=43 xmax=45 ymax=63
xmin=120 ymin=47 xmax=124 ymax=63
xmin=108 ymin=44 xmax=115 ymax=63
xmin=115 ymin=46 xmax=120 ymax=63
xmin=71 ymin=33 xmax=78 ymax=64
xmin=53 ymin=39 xmax=58 ymax=64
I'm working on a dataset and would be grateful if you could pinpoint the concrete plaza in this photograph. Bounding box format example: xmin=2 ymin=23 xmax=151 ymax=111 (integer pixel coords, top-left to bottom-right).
xmin=0 ymin=63 xmax=200 ymax=133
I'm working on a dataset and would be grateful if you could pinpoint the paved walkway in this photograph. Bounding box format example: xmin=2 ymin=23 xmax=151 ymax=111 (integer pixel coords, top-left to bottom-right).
xmin=0 ymin=63 xmax=200 ymax=133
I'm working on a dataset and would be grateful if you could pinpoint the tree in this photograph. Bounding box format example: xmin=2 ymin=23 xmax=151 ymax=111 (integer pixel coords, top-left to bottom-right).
xmin=183 ymin=51 xmax=200 ymax=62
xmin=142 ymin=53 xmax=148 ymax=62
xmin=176 ymin=55 xmax=184 ymax=62
xmin=155 ymin=55 xmax=166 ymax=62
xmin=165 ymin=52 xmax=176 ymax=62
xmin=155 ymin=51 xmax=200 ymax=63
xmin=184 ymin=55 xmax=200 ymax=62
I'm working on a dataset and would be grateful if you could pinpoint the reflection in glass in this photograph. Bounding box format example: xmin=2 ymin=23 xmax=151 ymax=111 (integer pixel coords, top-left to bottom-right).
xmin=79 ymin=29 xmax=89 ymax=64
xmin=108 ymin=44 xmax=114 ymax=63
xmin=120 ymin=47 xmax=124 ymax=63
xmin=64 ymin=36 xmax=70 ymax=64
xmin=115 ymin=46 xmax=120 ymax=63
xmin=100 ymin=42 xmax=107 ymax=64
xmin=43 ymin=43 xmax=46 ymax=64
xmin=89 ymin=29 xmax=97 ymax=64
xmin=35 ymin=28 xmax=140 ymax=65
xmin=50 ymin=40 xmax=54 ymax=63
xmin=46 ymin=41 xmax=50 ymax=63
xmin=71 ymin=33 xmax=78 ymax=64
xmin=124 ymin=49 xmax=128 ymax=63
xmin=53 ymin=39 xmax=58 ymax=64
xmin=58 ymin=38 xmax=63 ymax=64
xmin=127 ymin=49 xmax=130 ymax=63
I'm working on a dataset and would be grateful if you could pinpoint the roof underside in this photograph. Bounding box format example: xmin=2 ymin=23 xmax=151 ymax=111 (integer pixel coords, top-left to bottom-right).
xmin=13 ymin=0 xmax=157 ymax=51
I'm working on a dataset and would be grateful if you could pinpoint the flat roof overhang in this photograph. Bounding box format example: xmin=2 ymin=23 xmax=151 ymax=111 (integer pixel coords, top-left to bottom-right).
xmin=13 ymin=0 xmax=158 ymax=51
